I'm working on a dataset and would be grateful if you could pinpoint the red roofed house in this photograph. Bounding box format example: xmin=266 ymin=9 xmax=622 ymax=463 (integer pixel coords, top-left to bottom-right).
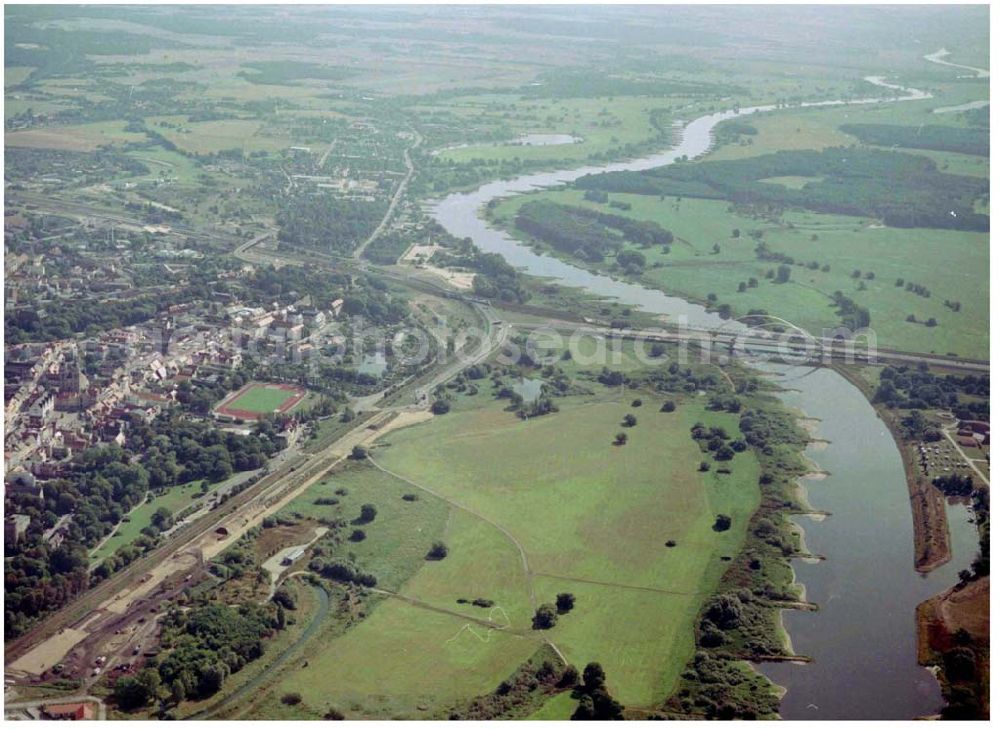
xmin=43 ymin=702 xmax=96 ymax=720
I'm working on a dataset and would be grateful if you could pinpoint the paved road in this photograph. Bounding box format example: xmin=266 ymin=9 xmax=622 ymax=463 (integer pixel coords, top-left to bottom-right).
xmin=353 ymin=130 xmax=421 ymax=260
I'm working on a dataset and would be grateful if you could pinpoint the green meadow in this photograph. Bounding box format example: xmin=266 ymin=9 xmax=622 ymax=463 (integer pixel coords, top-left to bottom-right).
xmin=492 ymin=189 xmax=988 ymax=359
xmin=260 ymin=386 xmax=760 ymax=716
xmin=90 ymin=479 xmax=219 ymax=565
xmin=434 ymin=95 xmax=676 ymax=166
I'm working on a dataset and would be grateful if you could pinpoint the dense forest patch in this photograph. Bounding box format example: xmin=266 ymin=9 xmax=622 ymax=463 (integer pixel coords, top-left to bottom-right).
xmin=237 ymin=61 xmax=354 ymax=86
xmin=577 ymin=148 xmax=989 ymax=231
xmin=514 ymin=200 xmax=673 ymax=263
xmin=840 ymin=123 xmax=988 ymax=156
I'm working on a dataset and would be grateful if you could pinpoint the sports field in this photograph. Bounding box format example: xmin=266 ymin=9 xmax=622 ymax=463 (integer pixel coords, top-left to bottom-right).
xmin=214 ymin=382 xmax=306 ymax=420
xmin=256 ymin=390 xmax=759 ymax=717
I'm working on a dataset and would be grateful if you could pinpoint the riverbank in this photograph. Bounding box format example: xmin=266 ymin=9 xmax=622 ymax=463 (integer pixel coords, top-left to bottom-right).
xmin=916 ymin=575 xmax=990 ymax=719
xmin=662 ymin=376 xmax=814 ymax=719
xmin=426 ymin=66 xmax=974 ymax=718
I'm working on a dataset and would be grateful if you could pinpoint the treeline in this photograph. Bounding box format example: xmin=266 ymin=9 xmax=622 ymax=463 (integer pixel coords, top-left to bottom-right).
xmin=841 ymin=123 xmax=988 ymax=157
xmin=5 ymin=147 xmax=149 ymax=183
xmin=3 ymin=414 xmax=283 ymax=639
xmin=576 ymin=147 xmax=989 ymax=231
xmin=276 ymin=195 xmax=386 ymax=255
xmin=237 ymin=60 xmax=353 ymax=85
xmin=519 ymin=69 xmax=742 ymax=99
xmin=667 ymin=396 xmax=808 ymax=719
xmin=514 ymin=200 xmax=672 ymax=263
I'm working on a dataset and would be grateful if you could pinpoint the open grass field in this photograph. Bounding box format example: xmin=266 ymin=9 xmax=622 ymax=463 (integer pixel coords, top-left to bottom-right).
xmin=706 ymin=80 xmax=988 ymax=163
xmin=492 ymin=189 xmax=988 ymax=359
xmin=5 ymin=66 xmax=35 ymax=87
xmin=214 ymin=382 xmax=306 ymax=420
xmin=432 ymin=95 xmax=680 ymax=165
xmin=146 ymin=115 xmax=293 ymax=155
xmin=89 ymin=479 xmax=220 ymax=565
xmin=260 ymin=386 xmax=760 ymax=716
xmin=5 ymin=120 xmax=148 ymax=151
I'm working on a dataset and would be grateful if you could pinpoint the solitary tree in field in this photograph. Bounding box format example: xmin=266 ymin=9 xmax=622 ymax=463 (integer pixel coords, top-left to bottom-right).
xmin=358 ymin=503 xmax=377 ymax=523
xmin=533 ymin=603 xmax=558 ymax=629
xmin=713 ymin=514 xmax=733 ymax=532
xmin=614 ymin=432 xmax=628 ymax=446
xmin=622 ymin=414 xmax=637 ymax=427
xmin=426 ymin=541 xmax=449 ymax=560
xmin=556 ymin=592 xmax=576 ymax=613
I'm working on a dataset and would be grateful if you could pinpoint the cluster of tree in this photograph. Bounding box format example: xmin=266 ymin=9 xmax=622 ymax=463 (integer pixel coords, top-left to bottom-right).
xmin=276 ymin=196 xmax=387 ymax=255
xmin=737 ymin=406 xmax=807 ymax=452
xmin=577 ymin=147 xmax=989 ymax=231
xmin=690 ymin=422 xmax=744 ymax=462
xmin=429 ymin=235 xmax=529 ymax=303
xmin=840 ymin=123 xmax=988 ymax=157
xmin=517 ymin=396 xmax=559 ymax=419
xmin=532 ymin=593 xmax=575 ymax=630
xmin=447 ymin=654 xmax=578 ymax=720
xmin=932 ymin=473 xmax=975 ymax=497
xmin=715 ymin=120 xmax=759 ymax=146
xmin=902 ymin=280 xmax=932 ymax=298
xmin=309 ymin=559 xmax=377 ymax=587
xmin=173 ymin=366 xmax=256 ymax=416
xmin=130 ymin=412 xmax=283 ymax=488
xmin=571 ymin=663 xmax=624 ymax=720
xmin=3 ymin=414 xmax=282 ymax=638
xmin=624 ymin=360 xmax=723 ymax=396
xmin=115 ymin=602 xmax=282 ymax=709
xmin=831 ymin=290 xmax=871 ymax=329
xmin=667 ymin=650 xmax=780 ymax=719
xmin=873 ymin=365 xmax=989 ymax=419
xmin=5 ymin=276 xmax=219 ymax=344
xmin=6 ymin=147 xmax=149 ymax=186
xmin=514 ymin=201 xmax=672 ymax=264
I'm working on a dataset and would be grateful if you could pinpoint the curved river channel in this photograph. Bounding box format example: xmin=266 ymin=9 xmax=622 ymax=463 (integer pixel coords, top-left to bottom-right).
xmin=427 ymin=77 xmax=981 ymax=718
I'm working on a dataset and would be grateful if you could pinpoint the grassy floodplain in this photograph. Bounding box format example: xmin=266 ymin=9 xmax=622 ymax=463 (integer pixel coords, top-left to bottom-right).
xmin=491 ymin=188 xmax=988 ymax=359
xmin=250 ymin=383 xmax=760 ymax=717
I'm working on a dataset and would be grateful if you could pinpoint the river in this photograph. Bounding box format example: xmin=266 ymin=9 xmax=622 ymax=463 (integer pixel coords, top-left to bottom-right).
xmin=426 ymin=74 xmax=980 ymax=718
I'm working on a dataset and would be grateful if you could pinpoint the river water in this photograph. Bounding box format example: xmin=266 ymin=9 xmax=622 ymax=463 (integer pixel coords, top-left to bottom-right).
xmin=427 ymin=75 xmax=980 ymax=718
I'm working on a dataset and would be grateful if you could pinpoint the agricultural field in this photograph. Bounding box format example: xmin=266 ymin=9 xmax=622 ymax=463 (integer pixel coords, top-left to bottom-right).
xmin=491 ymin=187 xmax=988 ymax=359
xmin=5 ymin=120 xmax=148 ymax=151
xmin=251 ymin=384 xmax=760 ymax=717
xmin=214 ymin=382 xmax=307 ymax=419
